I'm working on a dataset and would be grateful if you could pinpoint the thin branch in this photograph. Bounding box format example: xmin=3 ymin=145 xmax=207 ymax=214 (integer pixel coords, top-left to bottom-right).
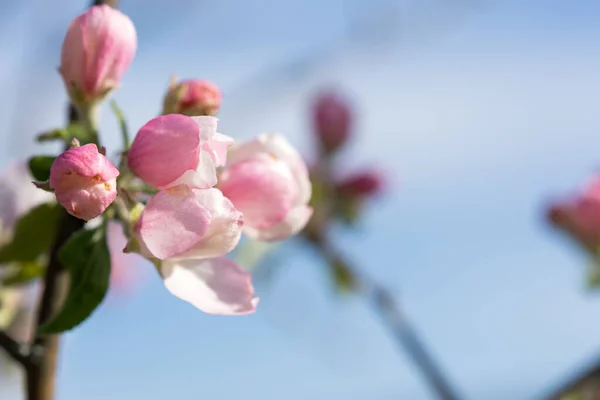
xmin=0 ymin=331 xmax=32 ymax=368
xmin=539 ymin=356 xmax=600 ymax=400
xmin=306 ymin=233 xmax=464 ymax=400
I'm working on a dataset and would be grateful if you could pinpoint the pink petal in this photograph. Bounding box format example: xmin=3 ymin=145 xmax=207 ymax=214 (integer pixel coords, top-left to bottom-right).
xmin=135 ymin=185 xmax=212 ymax=260
xmin=228 ymin=134 xmax=311 ymax=205
xmin=161 ymin=256 xmax=258 ymax=315
xmin=219 ymin=155 xmax=296 ymax=229
xmin=172 ymin=188 xmax=244 ymax=260
xmin=204 ymin=132 xmax=235 ymax=167
xmin=244 ymin=205 xmax=313 ymax=241
xmin=128 ymin=114 xmax=202 ymax=189
xmin=160 ymin=148 xmax=217 ymax=190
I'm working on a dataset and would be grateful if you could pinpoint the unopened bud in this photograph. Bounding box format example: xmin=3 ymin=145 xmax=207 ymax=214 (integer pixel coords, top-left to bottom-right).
xmin=313 ymin=90 xmax=352 ymax=153
xmin=163 ymin=79 xmax=221 ymax=116
xmin=336 ymin=170 xmax=384 ymax=198
xmin=49 ymin=144 xmax=120 ymax=221
xmin=60 ymin=5 xmax=137 ymax=108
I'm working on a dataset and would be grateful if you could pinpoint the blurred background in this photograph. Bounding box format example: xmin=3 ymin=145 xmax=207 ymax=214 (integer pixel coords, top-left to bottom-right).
xmin=1 ymin=0 xmax=600 ymax=399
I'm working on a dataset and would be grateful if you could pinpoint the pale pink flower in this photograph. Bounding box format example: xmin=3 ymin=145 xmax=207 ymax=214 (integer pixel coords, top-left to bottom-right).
xmin=134 ymin=185 xmax=243 ymax=260
xmin=312 ymin=90 xmax=352 ymax=153
xmin=161 ymin=256 xmax=258 ymax=315
xmin=163 ymin=79 xmax=222 ymax=116
xmin=547 ymin=176 xmax=600 ymax=253
xmin=219 ymin=134 xmax=312 ymax=241
xmin=60 ymin=4 xmax=137 ymax=105
xmin=49 ymin=144 xmax=119 ymax=221
xmin=128 ymin=114 xmax=234 ymax=190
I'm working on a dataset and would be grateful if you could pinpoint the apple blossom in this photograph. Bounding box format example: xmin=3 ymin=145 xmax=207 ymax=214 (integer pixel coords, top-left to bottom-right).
xmin=49 ymin=144 xmax=119 ymax=221
xmin=134 ymin=185 xmax=243 ymax=260
xmin=313 ymin=91 xmax=352 ymax=153
xmin=219 ymin=133 xmax=312 ymax=241
xmin=127 ymin=114 xmax=234 ymax=190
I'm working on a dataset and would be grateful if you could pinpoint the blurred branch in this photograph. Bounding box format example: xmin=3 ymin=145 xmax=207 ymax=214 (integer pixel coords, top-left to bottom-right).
xmin=540 ymin=357 xmax=600 ymax=400
xmin=0 ymin=331 xmax=31 ymax=368
xmin=305 ymin=232 xmax=463 ymax=400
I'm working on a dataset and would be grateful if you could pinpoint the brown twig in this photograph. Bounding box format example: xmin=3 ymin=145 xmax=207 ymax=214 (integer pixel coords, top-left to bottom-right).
xmin=0 ymin=331 xmax=32 ymax=368
xmin=305 ymin=232 xmax=464 ymax=400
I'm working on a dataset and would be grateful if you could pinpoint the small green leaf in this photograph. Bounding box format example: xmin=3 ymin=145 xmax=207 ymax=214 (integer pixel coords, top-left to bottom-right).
xmin=37 ymin=226 xmax=111 ymax=334
xmin=36 ymin=128 xmax=68 ymax=143
xmin=66 ymin=123 xmax=88 ymax=142
xmin=2 ymin=262 xmax=46 ymax=286
xmin=0 ymin=203 xmax=60 ymax=263
xmin=28 ymin=156 xmax=56 ymax=181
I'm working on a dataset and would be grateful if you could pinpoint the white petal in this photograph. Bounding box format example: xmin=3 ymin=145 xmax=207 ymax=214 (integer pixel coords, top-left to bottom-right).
xmin=161 ymin=257 xmax=258 ymax=315
xmin=162 ymin=149 xmax=217 ymax=190
xmin=191 ymin=115 xmax=218 ymax=142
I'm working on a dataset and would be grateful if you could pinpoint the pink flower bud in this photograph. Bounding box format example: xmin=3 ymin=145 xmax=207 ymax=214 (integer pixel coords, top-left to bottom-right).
xmin=219 ymin=134 xmax=313 ymax=241
xmin=128 ymin=114 xmax=233 ymax=190
xmin=134 ymin=185 xmax=243 ymax=260
xmin=60 ymin=5 xmax=137 ymax=106
xmin=336 ymin=170 xmax=384 ymax=198
xmin=161 ymin=256 xmax=258 ymax=315
xmin=163 ymin=79 xmax=222 ymax=116
xmin=547 ymin=177 xmax=600 ymax=253
xmin=49 ymin=144 xmax=120 ymax=221
xmin=313 ymin=90 xmax=352 ymax=153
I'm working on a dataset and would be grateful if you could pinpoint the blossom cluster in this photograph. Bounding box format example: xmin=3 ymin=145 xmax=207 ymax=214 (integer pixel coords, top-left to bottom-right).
xmin=32 ymin=4 xmax=312 ymax=317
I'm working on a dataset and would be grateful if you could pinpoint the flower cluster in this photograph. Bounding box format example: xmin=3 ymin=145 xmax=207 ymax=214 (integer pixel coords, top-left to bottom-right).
xmin=9 ymin=4 xmax=311 ymax=324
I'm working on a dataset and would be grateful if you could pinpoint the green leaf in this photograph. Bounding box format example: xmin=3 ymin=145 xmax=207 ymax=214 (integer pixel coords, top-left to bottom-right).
xmin=0 ymin=203 xmax=60 ymax=263
xmin=37 ymin=226 xmax=111 ymax=334
xmin=2 ymin=262 xmax=45 ymax=286
xmin=28 ymin=156 xmax=56 ymax=181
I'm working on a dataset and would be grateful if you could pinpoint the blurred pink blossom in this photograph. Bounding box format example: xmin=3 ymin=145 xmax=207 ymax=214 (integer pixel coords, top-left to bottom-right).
xmin=547 ymin=177 xmax=600 ymax=253
xmin=336 ymin=169 xmax=385 ymax=198
xmin=312 ymin=90 xmax=352 ymax=153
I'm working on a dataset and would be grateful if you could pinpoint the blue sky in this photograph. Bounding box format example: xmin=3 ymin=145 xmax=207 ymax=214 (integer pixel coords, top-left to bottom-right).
xmin=1 ymin=0 xmax=600 ymax=399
